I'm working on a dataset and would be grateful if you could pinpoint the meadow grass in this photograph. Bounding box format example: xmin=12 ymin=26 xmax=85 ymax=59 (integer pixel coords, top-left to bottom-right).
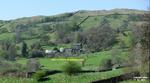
xmin=16 ymin=50 xmax=128 ymax=70
xmin=0 ymin=32 xmax=14 ymax=40
xmin=120 ymin=80 xmax=149 ymax=83
xmin=49 ymin=68 xmax=124 ymax=83
xmin=16 ymin=50 xmax=113 ymax=70
xmin=6 ymin=50 xmax=129 ymax=83
xmin=0 ymin=68 xmax=124 ymax=83
xmin=0 ymin=77 xmax=37 ymax=83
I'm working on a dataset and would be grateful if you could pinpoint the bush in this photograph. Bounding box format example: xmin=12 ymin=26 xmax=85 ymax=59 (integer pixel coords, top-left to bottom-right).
xmin=0 ymin=61 xmax=25 ymax=73
xmin=26 ymin=59 xmax=41 ymax=72
xmin=32 ymin=70 xmax=47 ymax=81
xmin=29 ymin=50 xmax=44 ymax=58
xmin=99 ymin=59 xmax=113 ymax=70
xmin=62 ymin=61 xmax=81 ymax=76
xmin=0 ymin=28 xmax=8 ymax=34
xmin=0 ymin=50 xmax=6 ymax=59
xmin=111 ymin=48 xmax=123 ymax=67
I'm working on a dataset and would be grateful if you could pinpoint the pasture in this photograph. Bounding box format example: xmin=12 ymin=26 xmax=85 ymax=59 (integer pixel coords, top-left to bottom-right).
xmin=12 ymin=50 xmax=130 ymax=83
xmin=0 ymin=50 xmax=148 ymax=83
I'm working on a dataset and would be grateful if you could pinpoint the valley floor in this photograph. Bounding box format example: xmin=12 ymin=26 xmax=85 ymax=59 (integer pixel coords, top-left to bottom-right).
xmin=0 ymin=50 xmax=148 ymax=83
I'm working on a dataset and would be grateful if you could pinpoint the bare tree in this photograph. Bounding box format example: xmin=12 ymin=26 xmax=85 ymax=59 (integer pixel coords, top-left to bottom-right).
xmin=26 ymin=59 xmax=41 ymax=72
xmin=130 ymin=21 xmax=150 ymax=76
xmin=85 ymin=24 xmax=116 ymax=52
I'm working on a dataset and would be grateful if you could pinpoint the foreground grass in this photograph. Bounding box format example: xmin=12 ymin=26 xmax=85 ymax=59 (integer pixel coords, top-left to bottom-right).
xmin=0 ymin=77 xmax=37 ymax=83
xmin=120 ymin=80 xmax=149 ymax=83
xmin=0 ymin=69 xmax=124 ymax=83
xmin=50 ymin=69 xmax=124 ymax=83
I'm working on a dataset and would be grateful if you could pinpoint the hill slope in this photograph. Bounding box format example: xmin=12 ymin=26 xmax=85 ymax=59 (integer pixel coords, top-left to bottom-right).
xmin=0 ymin=9 xmax=147 ymax=50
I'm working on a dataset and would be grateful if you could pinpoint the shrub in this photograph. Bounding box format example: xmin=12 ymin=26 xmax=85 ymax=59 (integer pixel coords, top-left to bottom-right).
xmin=26 ymin=59 xmax=41 ymax=72
xmin=32 ymin=70 xmax=47 ymax=81
xmin=0 ymin=28 xmax=8 ymax=34
xmin=29 ymin=49 xmax=44 ymax=58
xmin=21 ymin=41 xmax=28 ymax=58
xmin=119 ymin=40 xmax=127 ymax=49
xmin=111 ymin=48 xmax=123 ymax=67
xmin=0 ymin=61 xmax=25 ymax=73
xmin=99 ymin=58 xmax=113 ymax=70
xmin=62 ymin=61 xmax=81 ymax=76
xmin=0 ymin=49 xmax=6 ymax=59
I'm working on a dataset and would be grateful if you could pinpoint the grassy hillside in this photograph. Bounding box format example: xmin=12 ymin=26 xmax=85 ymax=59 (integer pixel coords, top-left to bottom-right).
xmin=0 ymin=9 xmax=148 ymax=83
xmin=0 ymin=9 xmax=147 ymax=49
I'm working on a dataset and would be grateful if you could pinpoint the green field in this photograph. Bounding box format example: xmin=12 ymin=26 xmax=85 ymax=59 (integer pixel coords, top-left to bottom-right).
xmin=120 ymin=80 xmax=149 ymax=83
xmin=10 ymin=50 xmax=129 ymax=83
xmin=0 ymin=47 xmax=147 ymax=83
xmin=16 ymin=50 xmax=127 ymax=70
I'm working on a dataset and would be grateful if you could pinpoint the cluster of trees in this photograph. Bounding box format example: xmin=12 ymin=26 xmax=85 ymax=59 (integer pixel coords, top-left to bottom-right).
xmin=0 ymin=39 xmax=45 ymax=61
xmin=11 ymin=18 xmax=116 ymax=58
xmin=84 ymin=24 xmax=116 ymax=52
xmin=0 ymin=40 xmax=17 ymax=61
xmin=54 ymin=22 xmax=79 ymax=44
xmin=130 ymin=20 xmax=150 ymax=76
xmin=53 ymin=18 xmax=116 ymax=52
xmin=2 ymin=14 xmax=142 ymax=60
xmin=0 ymin=28 xmax=8 ymax=34
xmin=29 ymin=42 xmax=44 ymax=58
xmin=128 ymin=14 xmax=144 ymax=21
xmin=1 ymin=13 xmax=145 ymax=60
xmin=0 ymin=57 xmax=42 ymax=80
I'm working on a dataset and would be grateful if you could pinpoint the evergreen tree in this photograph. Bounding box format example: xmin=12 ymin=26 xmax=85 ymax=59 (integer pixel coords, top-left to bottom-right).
xmin=21 ymin=41 xmax=28 ymax=57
